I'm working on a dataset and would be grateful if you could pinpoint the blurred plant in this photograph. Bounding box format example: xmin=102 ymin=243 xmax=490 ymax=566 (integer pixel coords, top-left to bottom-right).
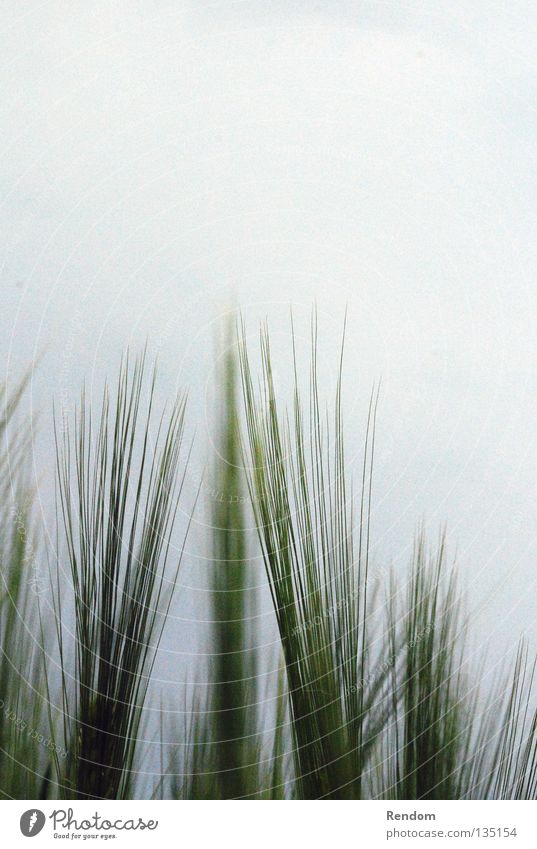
xmin=0 ymin=374 xmax=51 ymax=798
xmin=208 ymin=321 xmax=258 ymax=798
xmin=238 ymin=315 xmax=388 ymax=798
xmin=54 ymin=353 xmax=191 ymax=799
xmin=2 ymin=320 xmax=537 ymax=801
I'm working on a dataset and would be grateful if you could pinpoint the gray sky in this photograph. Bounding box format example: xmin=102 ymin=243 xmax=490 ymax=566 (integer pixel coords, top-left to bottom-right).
xmin=2 ymin=2 xmax=537 ymax=687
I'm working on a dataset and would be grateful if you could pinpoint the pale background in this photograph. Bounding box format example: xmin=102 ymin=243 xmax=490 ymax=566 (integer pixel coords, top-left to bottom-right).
xmin=2 ymin=2 xmax=537 ymax=713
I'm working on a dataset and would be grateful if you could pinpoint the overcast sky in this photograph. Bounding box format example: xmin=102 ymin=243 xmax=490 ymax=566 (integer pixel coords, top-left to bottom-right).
xmin=2 ymin=2 xmax=537 ymax=694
